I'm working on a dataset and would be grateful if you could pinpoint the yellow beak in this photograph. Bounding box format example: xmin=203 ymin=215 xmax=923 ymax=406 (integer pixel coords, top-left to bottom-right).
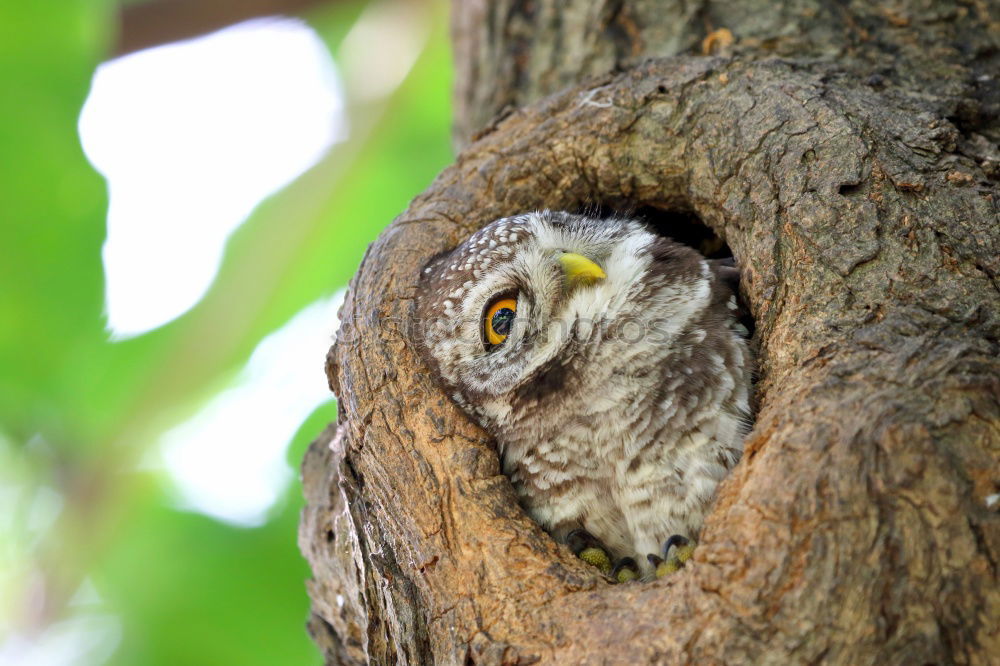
xmin=558 ymin=252 xmax=606 ymax=286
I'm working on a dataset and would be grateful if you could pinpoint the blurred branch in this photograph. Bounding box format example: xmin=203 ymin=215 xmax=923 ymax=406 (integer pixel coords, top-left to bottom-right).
xmin=115 ymin=0 xmax=333 ymax=56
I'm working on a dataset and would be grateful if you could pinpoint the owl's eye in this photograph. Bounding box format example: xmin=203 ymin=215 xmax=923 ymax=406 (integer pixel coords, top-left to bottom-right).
xmin=484 ymin=296 xmax=517 ymax=347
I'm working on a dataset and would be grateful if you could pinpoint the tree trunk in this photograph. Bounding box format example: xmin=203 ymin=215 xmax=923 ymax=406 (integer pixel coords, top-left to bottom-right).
xmin=300 ymin=1 xmax=1000 ymax=664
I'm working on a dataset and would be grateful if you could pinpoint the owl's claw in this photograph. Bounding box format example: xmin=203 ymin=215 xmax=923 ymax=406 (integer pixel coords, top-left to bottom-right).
xmin=569 ymin=530 xmax=696 ymax=581
xmin=611 ymin=557 xmax=640 ymax=583
xmin=648 ymin=534 xmax=696 ymax=577
xmin=664 ymin=534 xmax=696 ymax=559
xmin=567 ymin=529 xmax=612 ymax=575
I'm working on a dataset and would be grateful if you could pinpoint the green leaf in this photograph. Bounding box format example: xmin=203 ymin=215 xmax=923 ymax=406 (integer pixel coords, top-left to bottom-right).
xmin=0 ymin=0 xmax=113 ymax=445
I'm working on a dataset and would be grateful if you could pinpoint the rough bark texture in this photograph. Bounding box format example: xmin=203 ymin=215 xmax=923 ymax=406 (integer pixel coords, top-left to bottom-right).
xmin=300 ymin=1 xmax=1000 ymax=663
xmin=451 ymin=0 xmax=1000 ymax=150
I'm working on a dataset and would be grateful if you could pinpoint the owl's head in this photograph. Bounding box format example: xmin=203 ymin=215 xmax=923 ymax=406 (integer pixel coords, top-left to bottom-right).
xmin=414 ymin=210 xmax=715 ymax=428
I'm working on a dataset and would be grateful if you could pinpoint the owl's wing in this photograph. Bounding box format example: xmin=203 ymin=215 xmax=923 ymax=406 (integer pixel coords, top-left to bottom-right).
xmin=708 ymin=257 xmax=754 ymax=339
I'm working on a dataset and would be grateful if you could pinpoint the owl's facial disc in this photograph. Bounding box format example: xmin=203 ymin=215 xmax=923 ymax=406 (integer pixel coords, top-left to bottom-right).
xmin=417 ymin=210 xmax=675 ymax=409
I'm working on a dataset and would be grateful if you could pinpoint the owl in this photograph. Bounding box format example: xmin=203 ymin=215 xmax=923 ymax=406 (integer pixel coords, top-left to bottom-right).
xmin=415 ymin=211 xmax=752 ymax=579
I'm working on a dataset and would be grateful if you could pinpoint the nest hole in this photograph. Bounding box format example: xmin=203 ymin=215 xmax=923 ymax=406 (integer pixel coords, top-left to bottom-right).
xmin=573 ymin=203 xmax=734 ymax=260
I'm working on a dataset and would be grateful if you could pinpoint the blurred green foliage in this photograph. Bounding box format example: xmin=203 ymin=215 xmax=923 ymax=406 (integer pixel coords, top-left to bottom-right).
xmin=0 ymin=0 xmax=113 ymax=446
xmin=0 ymin=0 xmax=452 ymax=663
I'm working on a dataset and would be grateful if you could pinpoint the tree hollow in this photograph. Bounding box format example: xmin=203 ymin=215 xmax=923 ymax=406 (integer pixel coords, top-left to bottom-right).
xmin=300 ymin=55 xmax=1000 ymax=665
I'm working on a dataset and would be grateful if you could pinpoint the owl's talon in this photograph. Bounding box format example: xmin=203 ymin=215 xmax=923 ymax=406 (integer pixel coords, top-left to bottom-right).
xmin=567 ymin=529 xmax=612 ymax=574
xmin=611 ymin=557 xmax=640 ymax=583
xmin=652 ymin=553 xmax=684 ymax=577
xmin=651 ymin=535 xmax=697 ymax=577
xmin=664 ymin=534 xmax=696 ymax=563
xmin=663 ymin=534 xmax=688 ymax=553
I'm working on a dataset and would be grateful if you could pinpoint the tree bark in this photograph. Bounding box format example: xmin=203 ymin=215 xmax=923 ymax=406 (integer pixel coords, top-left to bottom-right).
xmin=115 ymin=0 xmax=330 ymax=55
xmin=300 ymin=1 xmax=1000 ymax=663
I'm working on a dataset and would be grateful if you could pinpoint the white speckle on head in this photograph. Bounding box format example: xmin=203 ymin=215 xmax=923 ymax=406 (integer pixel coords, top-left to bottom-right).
xmin=987 ymin=493 xmax=1000 ymax=509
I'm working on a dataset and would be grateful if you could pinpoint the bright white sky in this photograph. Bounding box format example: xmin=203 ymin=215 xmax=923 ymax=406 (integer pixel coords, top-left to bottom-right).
xmin=76 ymin=18 xmax=348 ymax=528
xmin=160 ymin=289 xmax=344 ymax=526
xmin=78 ymin=17 xmax=346 ymax=339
